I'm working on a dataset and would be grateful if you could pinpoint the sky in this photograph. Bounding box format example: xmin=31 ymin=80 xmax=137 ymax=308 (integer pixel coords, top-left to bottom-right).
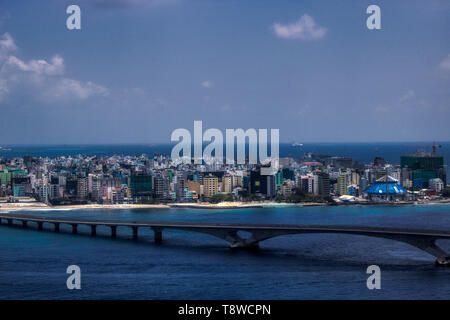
xmin=0 ymin=0 xmax=449 ymax=144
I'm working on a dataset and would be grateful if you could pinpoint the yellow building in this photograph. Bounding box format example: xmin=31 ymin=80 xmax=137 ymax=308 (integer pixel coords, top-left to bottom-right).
xmin=203 ymin=175 xmax=219 ymax=198
xmin=185 ymin=181 xmax=201 ymax=195
xmin=232 ymin=175 xmax=243 ymax=187
xmin=223 ymin=176 xmax=233 ymax=193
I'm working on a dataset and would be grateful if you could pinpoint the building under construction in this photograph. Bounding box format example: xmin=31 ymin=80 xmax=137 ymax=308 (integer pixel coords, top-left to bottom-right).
xmin=400 ymin=143 xmax=446 ymax=189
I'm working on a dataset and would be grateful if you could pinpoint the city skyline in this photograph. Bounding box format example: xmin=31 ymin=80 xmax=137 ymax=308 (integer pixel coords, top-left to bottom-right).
xmin=0 ymin=0 xmax=449 ymax=144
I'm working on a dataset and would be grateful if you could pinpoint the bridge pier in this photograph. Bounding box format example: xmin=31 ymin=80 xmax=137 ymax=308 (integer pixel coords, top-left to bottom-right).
xmin=435 ymin=256 xmax=450 ymax=267
xmin=435 ymin=255 xmax=450 ymax=267
xmin=90 ymin=225 xmax=97 ymax=236
xmin=228 ymin=233 xmax=260 ymax=249
xmin=153 ymin=227 xmax=162 ymax=244
xmin=111 ymin=226 xmax=117 ymax=239
xmin=132 ymin=226 xmax=138 ymax=241
xmin=229 ymin=241 xmax=259 ymax=249
xmin=1 ymin=213 xmax=450 ymax=267
xmin=393 ymin=236 xmax=450 ymax=264
xmin=417 ymin=239 xmax=450 ymax=267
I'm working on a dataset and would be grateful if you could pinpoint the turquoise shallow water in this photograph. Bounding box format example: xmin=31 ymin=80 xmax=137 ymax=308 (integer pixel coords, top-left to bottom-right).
xmin=0 ymin=204 xmax=449 ymax=299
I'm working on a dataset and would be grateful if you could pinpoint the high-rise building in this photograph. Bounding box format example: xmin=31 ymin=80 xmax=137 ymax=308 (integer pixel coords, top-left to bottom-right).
xmin=351 ymin=171 xmax=361 ymax=186
xmin=314 ymin=172 xmax=330 ymax=198
xmin=203 ymin=174 xmax=219 ymax=198
xmin=176 ymin=176 xmax=186 ymax=202
xmin=49 ymin=184 xmax=63 ymax=200
xmin=77 ymin=177 xmax=88 ymax=200
xmin=337 ymin=173 xmax=348 ymax=196
xmin=38 ymin=185 xmax=49 ymax=202
xmin=65 ymin=178 xmax=78 ymax=197
xmin=130 ymin=174 xmax=152 ymax=197
xmin=298 ymin=175 xmax=314 ymax=194
xmin=249 ymin=166 xmax=275 ymax=198
xmin=154 ymin=175 xmax=169 ymax=199
xmin=223 ymin=176 xmax=233 ymax=193
xmin=232 ymin=175 xmax=242 ymax=188
xmin=91 ymin=176 xmax=102 ymax=201
xmin=401 ymin=151 xmax=446 ymax=188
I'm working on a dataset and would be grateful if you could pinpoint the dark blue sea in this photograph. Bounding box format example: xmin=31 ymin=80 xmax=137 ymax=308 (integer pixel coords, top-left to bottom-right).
xmin=0 ymin=205 xmax=449 ymax=299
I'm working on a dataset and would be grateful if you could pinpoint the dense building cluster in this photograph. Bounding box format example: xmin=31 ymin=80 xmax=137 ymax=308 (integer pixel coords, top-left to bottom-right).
xmin=0 ymin=150 xmax=447 ymax=204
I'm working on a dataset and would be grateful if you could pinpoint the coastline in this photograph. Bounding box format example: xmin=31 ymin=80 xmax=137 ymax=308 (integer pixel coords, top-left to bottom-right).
xmin=0 ymin=203 xmax=170 ymax=211
xmin=0 ymin=199 xmax=449 ymax=211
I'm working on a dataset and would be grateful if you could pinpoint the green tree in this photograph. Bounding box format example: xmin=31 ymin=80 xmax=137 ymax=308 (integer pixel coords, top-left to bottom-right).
xmin=208 ymin=193 xmax=233 ymax=203
xmin=441 ymin=187 xmax=450 ymax=198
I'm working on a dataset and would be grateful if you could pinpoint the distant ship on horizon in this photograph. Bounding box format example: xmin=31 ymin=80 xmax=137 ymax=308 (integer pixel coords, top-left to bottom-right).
xmin=291 ymin=142 xmax=303 ymax=147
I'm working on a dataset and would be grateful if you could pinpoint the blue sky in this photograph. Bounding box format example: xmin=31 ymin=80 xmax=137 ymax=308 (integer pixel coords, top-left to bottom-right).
xmin=0 ymin=0 xmax=449 ymax=144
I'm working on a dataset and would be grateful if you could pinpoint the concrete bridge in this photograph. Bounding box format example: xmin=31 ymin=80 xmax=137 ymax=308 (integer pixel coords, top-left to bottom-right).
xmin=0 ymin=213 xmax=449 ymax=266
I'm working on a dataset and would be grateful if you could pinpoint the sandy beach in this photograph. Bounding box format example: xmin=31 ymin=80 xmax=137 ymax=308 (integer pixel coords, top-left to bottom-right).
xmin=0 ymin=199 xmax=448 ymax=212
xmin=0 ymin=200 xmax=324 ymax=211
xmin=0 ymin=202 xmax=170 ymax=211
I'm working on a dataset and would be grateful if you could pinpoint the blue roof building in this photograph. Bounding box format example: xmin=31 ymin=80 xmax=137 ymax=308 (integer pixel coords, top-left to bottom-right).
xmin=365 ymin=175 xmax=407 ymax=200
xmin=365 ymin=183 xmax=407 ymax=195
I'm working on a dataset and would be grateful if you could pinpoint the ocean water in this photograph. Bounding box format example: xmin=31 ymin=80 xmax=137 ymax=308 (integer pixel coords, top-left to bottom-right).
xmin=0 ymin=204 xmax=449 ymax=299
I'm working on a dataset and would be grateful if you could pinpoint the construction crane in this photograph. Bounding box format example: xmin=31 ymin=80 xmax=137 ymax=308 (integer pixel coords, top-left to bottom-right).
xmin=432 ymin=142 xmax=442 ymax=155
xmin=405 ymin=142 xmax=442 ymax=155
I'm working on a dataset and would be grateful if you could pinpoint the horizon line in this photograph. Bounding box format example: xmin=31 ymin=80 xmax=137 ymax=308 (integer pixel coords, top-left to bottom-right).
xmin=1 ymin=141 xmax=450 ymax=146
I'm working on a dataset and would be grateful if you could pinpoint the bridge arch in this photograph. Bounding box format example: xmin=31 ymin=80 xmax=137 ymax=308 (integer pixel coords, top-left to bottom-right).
xmin=173 ymin=226 xmax=450 ymax=265
xmin=0 ymin=214 xmax=448 ymax=265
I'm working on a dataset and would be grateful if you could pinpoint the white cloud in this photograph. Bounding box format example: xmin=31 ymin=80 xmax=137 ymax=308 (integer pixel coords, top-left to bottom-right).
xmin=5 ymin=55 xmax=64 ymax=76
xmin=272 ymin=14 xmax=327 ymax=40
xmin=0 ymin=32 xmax=16 ymax=60
xmin=439 ymin=54 xmax=450 ymax=70
xmin=48 ymin=78 xmax=109 ymax=100
xmin=0 ymin=78 xmax=9 ymax=101
xmin=201 ymin=80 xmax=213 ymax=88
xmin=0 ymin=32 xmax=107 ymax=103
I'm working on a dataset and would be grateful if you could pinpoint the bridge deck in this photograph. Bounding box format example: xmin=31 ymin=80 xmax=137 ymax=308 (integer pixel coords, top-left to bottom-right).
xmin=0 ymin=213 xmax=449 ymax=238
xmin=1 ymin=212 xmax=449 ymax=264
